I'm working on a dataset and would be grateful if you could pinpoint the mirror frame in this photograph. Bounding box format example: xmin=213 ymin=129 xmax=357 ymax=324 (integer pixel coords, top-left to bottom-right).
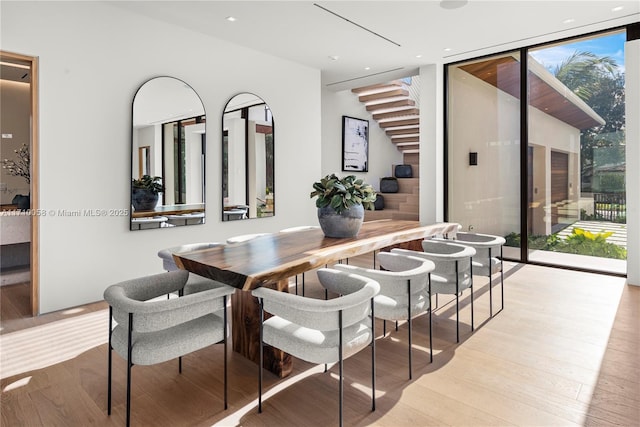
xmin=221 ymin=92 xmax=275 ymax=221
xmin=130 ymin=76 xmax=206 ymax=231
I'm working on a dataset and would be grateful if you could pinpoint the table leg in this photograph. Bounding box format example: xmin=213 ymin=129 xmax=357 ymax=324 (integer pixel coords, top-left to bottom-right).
xmin=231 ymin=279 xmax=293 ymax=378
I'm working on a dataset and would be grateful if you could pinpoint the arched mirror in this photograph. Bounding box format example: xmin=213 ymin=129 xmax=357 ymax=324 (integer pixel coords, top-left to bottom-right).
xmin=222 ymin=93 xmax=274 ymax=221
xmin=130 ymin=77 xmax=206 ymax=230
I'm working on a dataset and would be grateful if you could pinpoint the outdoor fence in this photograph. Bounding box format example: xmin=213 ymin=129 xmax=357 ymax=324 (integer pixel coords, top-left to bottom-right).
xmin=593 ymin=192 xmax=626 ymax=222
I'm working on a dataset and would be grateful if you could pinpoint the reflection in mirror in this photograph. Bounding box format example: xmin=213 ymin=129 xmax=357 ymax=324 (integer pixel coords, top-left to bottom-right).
xmin=130 ymin=76 xmax=206 ymax=230
xmin=222 ymin=93 xmax=274 ymax=221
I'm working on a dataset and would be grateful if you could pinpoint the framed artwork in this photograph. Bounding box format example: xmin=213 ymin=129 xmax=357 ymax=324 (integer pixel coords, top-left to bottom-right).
xmin=342 ymin=116 xmax=369 ymax=172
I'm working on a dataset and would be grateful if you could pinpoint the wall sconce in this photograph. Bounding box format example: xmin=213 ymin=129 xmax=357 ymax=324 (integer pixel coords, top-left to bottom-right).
xmin=469 ymin=152 xmax=478 ymax=166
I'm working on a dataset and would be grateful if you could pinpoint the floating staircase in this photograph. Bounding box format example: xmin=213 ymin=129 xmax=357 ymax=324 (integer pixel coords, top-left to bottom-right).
xmin=351 ymin=81 xmax=420 ymax=154
xmin=352 ymin=80 xmax=421 ymax=222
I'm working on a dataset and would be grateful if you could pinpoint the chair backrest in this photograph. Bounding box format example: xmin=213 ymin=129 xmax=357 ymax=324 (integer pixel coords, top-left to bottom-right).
xmin=392 ymin=241 xmax=475 ymax=277
xmin=333 ymin=252 xmax=434 ymax=297
xmin=454 ymin=232 xmax=505 ymax=259
xmin=158 ymin=242 xmax=223 ymax=271
xmin=104 ymin=270 xmax=234 ymax=333
xmin=254 ymin=269 xmax=379 ymax=332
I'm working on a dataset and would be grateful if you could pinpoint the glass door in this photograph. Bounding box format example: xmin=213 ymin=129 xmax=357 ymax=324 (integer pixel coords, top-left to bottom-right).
xmin=527 ymin=31 xmax=627 ymax=274
xmin=446 ymin=51 xmax=522 ymax=259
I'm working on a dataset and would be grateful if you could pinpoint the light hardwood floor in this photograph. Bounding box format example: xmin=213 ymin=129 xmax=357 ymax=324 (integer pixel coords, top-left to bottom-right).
xmin=1 ymin=257 xmax=638 ymax=426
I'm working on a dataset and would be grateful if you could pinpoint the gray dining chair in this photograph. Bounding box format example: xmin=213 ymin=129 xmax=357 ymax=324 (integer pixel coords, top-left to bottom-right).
xmin=332 ymin=251 xmax=435 ymax=379
xmin=104 ymin=270 xmax=235 ymax=426
xmin=393 ymin=239 xmax=476 ymax=343
xmin=158 ymin=242 xmax=228 ymax=294
xmin=453 ymin=232 xmax=506 ymax=317
xmin=252 ymin=268 xmax=380 ymax=427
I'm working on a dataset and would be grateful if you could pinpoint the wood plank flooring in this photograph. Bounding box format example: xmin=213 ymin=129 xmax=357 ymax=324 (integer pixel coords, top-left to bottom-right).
xmin=1 ymin=257 xmax=638 ymax=426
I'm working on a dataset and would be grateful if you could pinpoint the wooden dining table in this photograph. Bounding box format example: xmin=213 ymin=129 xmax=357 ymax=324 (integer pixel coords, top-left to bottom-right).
xmin=173 ymin=219 xmax=459 ymax=377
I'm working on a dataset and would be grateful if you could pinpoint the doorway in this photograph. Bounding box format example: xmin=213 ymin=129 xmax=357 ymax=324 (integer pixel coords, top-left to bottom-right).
xmin=0 ymin=50 xmax=39 ymax=316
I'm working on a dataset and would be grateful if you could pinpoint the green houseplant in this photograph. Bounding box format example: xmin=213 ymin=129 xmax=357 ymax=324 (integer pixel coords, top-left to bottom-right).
xmin=310 ymin=174 xmax=376 ymax=238
xmin=132 ymin=175 xmax=164 ymax=211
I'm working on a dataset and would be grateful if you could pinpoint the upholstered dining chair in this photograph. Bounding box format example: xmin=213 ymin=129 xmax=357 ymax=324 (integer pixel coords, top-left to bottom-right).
xmin=453 ymin=232 xmax=506 ymax=317
xmin=393 ymin=239 xmax=476 ymax=343
xmin=279 ymin=225 xmax=321 ymax=295
xmin=252 ymin=268 xmax=380 ymax=427
xmin=331 ymin=252 xmax=435 ymax=379
xmin=104 ymin=270 xmax=235 ymax=426
xmin=158 ymin=242 xmax=227 ymax=294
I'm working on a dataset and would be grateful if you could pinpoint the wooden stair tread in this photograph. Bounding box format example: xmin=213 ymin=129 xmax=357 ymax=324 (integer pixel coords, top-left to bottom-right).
xmin=351 ymin=83 xmax=402 ymax=94
xmin=359 ymin=89 xmax=409 ymax=102
xmin=379 ymin=117 xmax=419 ymax=128
xmin=392 ymin=135 xmax=419 ymax=143
xmin=366 ymin=99 xmax=415 ymax=111
xmin=373 ymin=108 xmax=420 ymax=120
xmin=386 ymin=127 xmax=420 ymax=136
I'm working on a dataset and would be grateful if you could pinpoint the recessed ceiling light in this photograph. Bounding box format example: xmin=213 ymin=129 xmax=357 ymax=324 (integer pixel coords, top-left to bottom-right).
xmin=443 ymin=48 xmax=452 ymax=52
xmin=416 ymin=54 xmax=423 ymax=58
xmin=562 ymin=18 xmax=575 ymax=24
xmin=225 ymin=16 xmax=236 ymax=22
xmin=612 ymin=6 xmax=624 ymax=12
xmin=329 ymin=55 xmax=339 ymax=61
xmin=364 ymin=67 xmax=371 ymax=70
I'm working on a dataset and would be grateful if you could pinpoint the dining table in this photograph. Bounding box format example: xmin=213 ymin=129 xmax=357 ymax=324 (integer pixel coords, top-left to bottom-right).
xmin=173 ymin=219 xmax=459 ymax=377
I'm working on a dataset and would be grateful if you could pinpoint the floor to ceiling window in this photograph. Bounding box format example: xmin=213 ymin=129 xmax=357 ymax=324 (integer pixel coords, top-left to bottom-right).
xmin=446 ymin=28 xmax=627 ymax=274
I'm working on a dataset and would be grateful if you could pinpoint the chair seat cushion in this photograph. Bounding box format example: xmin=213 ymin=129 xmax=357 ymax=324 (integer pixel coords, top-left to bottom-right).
xmin=111 ymin=313 xmax=225 ymax=365
xmin=430 ymin=273 xmax=472 ymax=295
xmin=374 ymin=291 xmax=429 ymax=321
xmin=471 ymin=257 xmax=502 ymax=276
xmin=263 ymin=316 xmax=372 ymax=364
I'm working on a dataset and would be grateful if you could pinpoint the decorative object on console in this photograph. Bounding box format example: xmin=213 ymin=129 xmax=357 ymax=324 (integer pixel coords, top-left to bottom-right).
xmin=131 ymin=175 xmax=163 ymax=211
xmin=394 ymin=164 xmax=413 ymax=178
xmin=380 ymin=177 xmax=399 ymax=193
xmin=310 ymin=173 xmax=376 ymax=238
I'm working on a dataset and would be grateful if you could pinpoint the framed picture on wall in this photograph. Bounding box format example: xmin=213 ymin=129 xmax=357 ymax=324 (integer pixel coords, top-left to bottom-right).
xmin=342 ymin=116 xmax=369 ymax=172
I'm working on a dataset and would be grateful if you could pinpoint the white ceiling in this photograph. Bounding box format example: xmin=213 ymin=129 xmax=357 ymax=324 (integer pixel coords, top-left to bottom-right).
xmin=111 ymin=1 xmax=639 ymax=91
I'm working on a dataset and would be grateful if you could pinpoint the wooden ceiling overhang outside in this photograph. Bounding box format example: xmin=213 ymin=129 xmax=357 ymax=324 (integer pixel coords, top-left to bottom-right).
xmin=459 ymin=55 xmax=605 ymax=130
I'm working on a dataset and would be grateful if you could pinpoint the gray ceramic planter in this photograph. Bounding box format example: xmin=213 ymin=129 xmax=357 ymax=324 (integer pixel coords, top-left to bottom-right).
xmin=317 ymin=204 xmax=364 ymax=238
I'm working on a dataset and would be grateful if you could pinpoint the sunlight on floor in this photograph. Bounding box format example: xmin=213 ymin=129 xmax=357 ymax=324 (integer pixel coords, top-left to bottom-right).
xmin=0 ymin=309 xmax=109 ymax=379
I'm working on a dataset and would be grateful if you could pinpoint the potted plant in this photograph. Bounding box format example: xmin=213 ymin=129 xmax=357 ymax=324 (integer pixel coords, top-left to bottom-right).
xmin=132 ymin=175 xmax=164 ymax=211
xmin=310 ymin=173 xmax=377 ymax=238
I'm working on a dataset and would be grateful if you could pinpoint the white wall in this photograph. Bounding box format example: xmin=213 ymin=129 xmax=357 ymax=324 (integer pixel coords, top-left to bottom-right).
xmin=626 ymin=37 xmax=639 ymax=286
xmin=321 ymin=87 xmax=402 ymax=191
xmin=1 ymin=1 xmax=321 ymax=313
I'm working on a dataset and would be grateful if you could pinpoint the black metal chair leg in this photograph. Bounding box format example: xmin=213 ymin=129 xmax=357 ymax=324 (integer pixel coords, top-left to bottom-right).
xmin=470 ymin=257 xmax=474 ymax=331
xmin=428 ymin=273 xmax=433 ymax=363
xmin=489 ymin=248 xmax=493 ymax=317
xmin=127 ymin=313 xmax=133 ymax=427
xmin=258 ymin=299 xmax=264 ymax=413
xmin=371 ymin=298 xmax=376 ymax=411
xmin=224 ymin=295 xmax=228 ymax=410
xmin=107 ymin=306 xmax=112 ymax=416
xmin=407 ymin=279 xmax=412 ymax=380
xmin=455 ymin=261 xmax=460 ymax=343
xmin=339 ymin=310 xmax=344 ymax=427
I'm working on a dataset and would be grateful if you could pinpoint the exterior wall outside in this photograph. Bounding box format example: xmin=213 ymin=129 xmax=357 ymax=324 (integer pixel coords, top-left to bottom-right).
xmin=447 ymin=66 xmax=520 ymax=237
xmin=446 ymin=66 xmax=581 ymax=237
xmin=320 ymin=87 xmax=402 ymax=191
xmin=1 ymin=1 xmax=321 ymax=313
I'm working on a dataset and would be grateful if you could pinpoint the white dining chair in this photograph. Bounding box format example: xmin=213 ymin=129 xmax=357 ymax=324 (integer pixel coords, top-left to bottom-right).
xmin=332 ymin=251 xmax=435 ymax=379
xmin=226 ymin=233 xmax=270 ymax=244
xmin=393 ymin=239 xmax=476 ymax=343
xmin=453 ymin=232 xmax=506 ymax=317
xmin=104 ymin=270 xmax=235 ymax=426
xmin=252 ymin=268 xmax=380 ymax=427
xmin=158 ymin=242 xmax=228 ymax=294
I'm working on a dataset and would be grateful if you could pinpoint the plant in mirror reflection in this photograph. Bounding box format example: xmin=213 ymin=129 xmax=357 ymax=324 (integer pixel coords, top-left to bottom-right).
xmin=2 ymin=143 xmax=30 ymax=184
